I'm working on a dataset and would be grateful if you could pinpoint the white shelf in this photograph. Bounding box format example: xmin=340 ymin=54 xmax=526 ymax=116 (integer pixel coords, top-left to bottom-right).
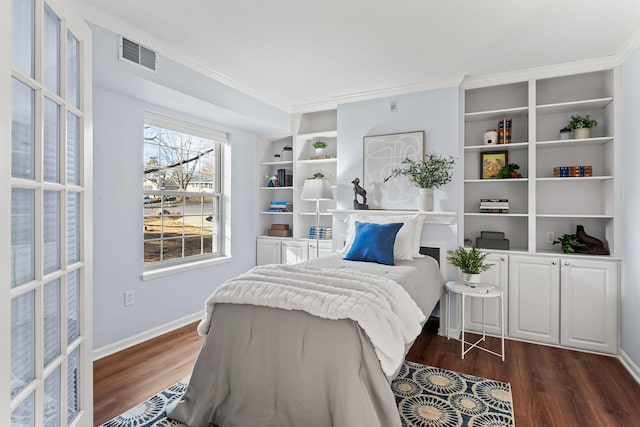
xmin=536 ymin=97 xmax=613 ymax=115
xmin=464 ymin=213 xmax=528 ymax=217
xmin=536 ymin=176 xmax=613 ymax=182
xmin=536 ymin=214 xmax=613 ymax=219
xmin=297 ymin=158 xmax=338 ymax=165
xmin=259 ymin=211 xmax=294 ymax=215
xmin=464 ymin=106 xmax=528 ymax=122
xmin=299 ymin=212 xmax=333 ymax=216
xmin=464 ymin=142 xmax=529 ymax=152
xmin=297 ymin=130 xmax=338 ymax=139
xmin=328 ymin=209 xmax=456 ymax=224
xmin=260 ymin=160 xmax=294 ymax=166
xmin=259 ymin=186 xmax=294 ymax=190
xmin=536 ymin=136 xmax=613 ymax=148
xmin=464 ymin=178 xmax=529 ymax=183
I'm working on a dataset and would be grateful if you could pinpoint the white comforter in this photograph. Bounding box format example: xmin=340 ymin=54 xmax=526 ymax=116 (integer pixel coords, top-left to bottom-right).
xmin=197 ymin=264 xmax=426 ymax=377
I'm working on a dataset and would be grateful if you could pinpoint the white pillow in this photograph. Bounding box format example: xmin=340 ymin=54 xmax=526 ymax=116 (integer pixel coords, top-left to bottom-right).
xmin=340 ymin=214 xmax=423 ymax=260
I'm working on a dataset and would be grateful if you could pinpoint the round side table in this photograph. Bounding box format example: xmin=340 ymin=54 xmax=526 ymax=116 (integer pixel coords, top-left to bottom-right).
xmin=445 ymin=280 xmax=505 ymax=361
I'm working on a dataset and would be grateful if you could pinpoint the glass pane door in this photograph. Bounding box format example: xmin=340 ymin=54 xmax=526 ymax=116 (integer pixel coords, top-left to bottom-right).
xmin=6 ymin=0 xmax=92 ymax=425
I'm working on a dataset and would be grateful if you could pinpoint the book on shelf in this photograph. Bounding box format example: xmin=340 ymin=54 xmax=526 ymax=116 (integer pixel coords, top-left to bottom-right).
xmin=497 ymin=119 xmax=512 ymax=144
xmin=268 ymin=201 xmax=293 ymax=212
xmin=480 ymin=198 xmax=509 ymax=213
xmin=276 ymin=169 xmax=293 ymax=187
xmin=480 ymin=208 xmax=510 ymax=214
xmin=309 ymin=226 xmax=332 ymax=240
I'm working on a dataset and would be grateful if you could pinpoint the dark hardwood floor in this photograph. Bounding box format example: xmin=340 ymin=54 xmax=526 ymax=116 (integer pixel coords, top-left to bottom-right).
xmin=94 ymin=318 xmax=640 ymax=427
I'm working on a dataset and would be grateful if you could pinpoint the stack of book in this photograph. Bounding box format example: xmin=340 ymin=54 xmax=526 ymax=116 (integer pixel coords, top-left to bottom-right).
xmin=480 ymin=198 xmax=509 ymax=214
xmin=268 ymin=201 xmax=293 ymax=212
xmin=309 ymin=226 xmax=332 ymax=240
xmin=497 ymin=119 xmax=512 ymax=144
xmin=277 ymin=168 xmax=293 ymax=187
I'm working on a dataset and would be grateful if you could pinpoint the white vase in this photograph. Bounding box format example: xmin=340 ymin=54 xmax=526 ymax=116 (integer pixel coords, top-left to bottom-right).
xmin=464 ymin=273 xmax=481 ymax=285
xmin=416 ymin=188 xmax=434 ymax=212
xmin=314 ymin=147 xmax=325 ymax=155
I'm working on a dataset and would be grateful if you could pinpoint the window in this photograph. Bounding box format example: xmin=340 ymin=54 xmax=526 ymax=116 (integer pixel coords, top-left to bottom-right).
xmin=143 ymin=113 xmax=227 ymax=268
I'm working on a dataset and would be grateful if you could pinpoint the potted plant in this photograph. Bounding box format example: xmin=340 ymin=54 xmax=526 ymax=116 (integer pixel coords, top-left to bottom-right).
xmin=447 ymin=246 xmax=492 ymax=285
xmin=568 ymin=114 xmax=598 ymax=139
xmin=383 ymin=152 xmax=456 ymax=211
xmin=553 ymin=233 xmax=585 ymax=253
xmin=312 ymin=140 xmax=327 ymax=154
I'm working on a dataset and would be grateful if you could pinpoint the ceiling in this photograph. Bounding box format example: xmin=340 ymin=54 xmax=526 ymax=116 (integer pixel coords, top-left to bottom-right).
xmin=74 ymin=0 xmax=640 ymax=112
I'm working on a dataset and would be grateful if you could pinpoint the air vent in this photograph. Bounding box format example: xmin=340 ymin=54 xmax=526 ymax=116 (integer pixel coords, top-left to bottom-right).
xmin=118 ymin=36 xmax=157 ymax=71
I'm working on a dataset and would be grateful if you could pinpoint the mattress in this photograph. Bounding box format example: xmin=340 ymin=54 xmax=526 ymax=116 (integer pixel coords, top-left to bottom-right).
xmin=166 ymin=255 xmax=443 ymax=427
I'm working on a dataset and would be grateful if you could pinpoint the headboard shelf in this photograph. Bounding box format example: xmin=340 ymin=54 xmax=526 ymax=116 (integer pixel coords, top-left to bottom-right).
xmin=328 ymin=209 xmax=456 ymax=224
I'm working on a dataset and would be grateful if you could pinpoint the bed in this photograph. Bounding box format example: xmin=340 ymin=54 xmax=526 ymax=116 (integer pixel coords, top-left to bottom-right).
xmin=167 ymin=214 xmax=445 ymax=427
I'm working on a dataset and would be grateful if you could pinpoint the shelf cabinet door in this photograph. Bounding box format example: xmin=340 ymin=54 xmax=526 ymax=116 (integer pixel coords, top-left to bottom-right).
xmin=308 ymin=241 xmax=332 ymax=260
xmin=560 ymin=258 xmax=618 ymax=354
xmin=509 ymin=255 xmax=560 ymax=344
xmin=281 ymin=240 xmax=308 ymax=265
xmin=256 ymin=238 xmax=281 ymax=265
xmin=464 ymin=253 xmax=508 ymax=335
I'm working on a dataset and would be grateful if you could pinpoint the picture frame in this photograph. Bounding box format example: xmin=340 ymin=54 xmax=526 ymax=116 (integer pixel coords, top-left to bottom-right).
xmin=481 ymin=151 xmax=508 ymax=179
xmin=363 ymin=131 xmax=424 ymax=209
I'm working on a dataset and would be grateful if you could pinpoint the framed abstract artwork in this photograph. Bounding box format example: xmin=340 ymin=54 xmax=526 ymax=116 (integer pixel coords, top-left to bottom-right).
xmin=363 ymin=131 xmax=424 ymax=209
xmin=481 ymin=151 xmax=508 ymax=179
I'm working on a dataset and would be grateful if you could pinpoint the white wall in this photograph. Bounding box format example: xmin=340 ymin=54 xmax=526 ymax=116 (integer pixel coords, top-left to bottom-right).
xmin=336 ymin=88 xmax=461 ymax=279
xmin=90 ymin=23 xmax=289 ymax=350
xmin=621 ymin=47 xmax=640 ymax=367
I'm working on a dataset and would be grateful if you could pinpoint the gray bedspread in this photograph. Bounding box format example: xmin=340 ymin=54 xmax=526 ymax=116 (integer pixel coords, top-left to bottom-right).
xmin=166 ymin=255 xmax=443 ymax=427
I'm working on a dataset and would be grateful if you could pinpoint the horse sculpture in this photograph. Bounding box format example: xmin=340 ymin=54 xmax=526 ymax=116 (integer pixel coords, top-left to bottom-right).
xmin=351 ymin=178 xmax=368 ymax=210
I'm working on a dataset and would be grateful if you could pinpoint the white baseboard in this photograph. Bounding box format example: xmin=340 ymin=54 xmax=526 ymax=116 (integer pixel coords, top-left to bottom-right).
xmin=93 ymin=311 xmax=202 ymax=361
xmin=619 ymin=349 xmax=640 ymax=385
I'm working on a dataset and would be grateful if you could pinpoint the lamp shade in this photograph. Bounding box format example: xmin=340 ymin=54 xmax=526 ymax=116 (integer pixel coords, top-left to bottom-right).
xmin=301 ymin=179 xmax=333 ymax=201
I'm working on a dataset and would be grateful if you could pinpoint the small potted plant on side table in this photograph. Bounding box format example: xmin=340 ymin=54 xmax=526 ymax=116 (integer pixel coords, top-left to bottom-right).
xmin=568 ymin=114 xmax=598 ymax=139
xmin=447 ymin=246 xmax=492 ymax=285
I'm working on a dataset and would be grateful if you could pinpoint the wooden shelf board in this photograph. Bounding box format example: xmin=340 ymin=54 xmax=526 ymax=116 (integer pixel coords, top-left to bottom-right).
xmin=297 ymin=158 xmax=338 ymax=164
xmin=298 ymin=212 xmax=333 ymax=216
xmin=464 ymin=142 xmax=529 ymax=152
xmin=536 ymin=97 xmax=613 ymax=115
xmin=259 ymin=186 xmax=293 ymax=190
xmin=464 ymin=213 xmax=528 ymax=217
xmin=464 ymin=106 xmax=528 ymax=122
xmin=536 ymin=214 xmax=613 ymax=219
xmin=259 ymin=211 xmax=294 ymax=215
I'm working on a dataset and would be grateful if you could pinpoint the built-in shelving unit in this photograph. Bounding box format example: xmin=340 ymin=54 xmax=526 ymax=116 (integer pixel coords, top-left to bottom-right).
xmin=462 ymin=69 xmax=619 ymax=257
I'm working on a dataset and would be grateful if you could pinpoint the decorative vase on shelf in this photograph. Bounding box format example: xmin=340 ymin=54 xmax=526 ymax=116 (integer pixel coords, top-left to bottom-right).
xmin=416 ymin=188 xmax=434 ymax=212
xmin=314 ymin=147 xmax=325 ymax=155
xmin=464 ymin=273 xmax=481 ymax=285
xmin=572 ymin=128 xmax=590 ymax=139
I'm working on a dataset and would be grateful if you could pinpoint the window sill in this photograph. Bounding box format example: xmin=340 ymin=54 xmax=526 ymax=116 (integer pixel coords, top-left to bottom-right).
xmin=142 ymin=255 xmax=232 ymax=281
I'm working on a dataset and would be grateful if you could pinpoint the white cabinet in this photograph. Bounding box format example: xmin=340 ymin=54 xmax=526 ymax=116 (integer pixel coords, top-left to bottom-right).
xmin=560 ymin=258 xmax=618 ymax=353
xmin=256 ymin=237 xmax=333 ymax=266
xmin=281 ymin=239 xmax=308 ymax=265
xmin=509 ymin=254 xmax=618 ymax=354
xmin=509 ymin=255 xmax=560 ymax=345
xmin=465 ymin=253 xmax=508 ymax=336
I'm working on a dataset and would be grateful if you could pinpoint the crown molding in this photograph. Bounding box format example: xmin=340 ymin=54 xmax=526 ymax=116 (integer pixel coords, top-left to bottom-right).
xmin=74 ymin=0 xmax=292 ymax=113
xmin=617 ymin=26 xmax=640 ymax=64
xmin=290 ymin=76 xmax=464 ymax=113
xmin=462 ymin=56 xmax=620 ymax=89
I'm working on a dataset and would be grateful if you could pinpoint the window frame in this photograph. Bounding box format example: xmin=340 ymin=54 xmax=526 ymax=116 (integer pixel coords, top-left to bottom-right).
xmin=142 ymin=112 xmax=229 ymax=277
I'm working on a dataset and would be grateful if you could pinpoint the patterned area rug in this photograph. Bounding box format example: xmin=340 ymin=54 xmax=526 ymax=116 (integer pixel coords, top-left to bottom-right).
xmin=101 ymin=361 xmax=514 ymax=427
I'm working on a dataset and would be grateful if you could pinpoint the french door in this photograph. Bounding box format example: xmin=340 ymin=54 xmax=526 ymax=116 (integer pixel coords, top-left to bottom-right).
xmin=2 ymin=0 xmax=93 ymax=425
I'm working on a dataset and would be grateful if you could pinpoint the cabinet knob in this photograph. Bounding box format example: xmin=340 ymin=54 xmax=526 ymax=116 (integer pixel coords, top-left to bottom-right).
xmin=551 ymin=261 xmax=557 ymax=265
xmin=282 ymin=243 xmax=287 ymax=247
xmin=564 ymin=262 xmax=570 ymax=266
xmin=500 ymin=257 xmax=505 ymax=262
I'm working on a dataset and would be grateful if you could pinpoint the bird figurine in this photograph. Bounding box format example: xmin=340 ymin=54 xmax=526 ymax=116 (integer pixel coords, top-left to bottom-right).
xmin=575 ymin=225 xmax=610 ymax=255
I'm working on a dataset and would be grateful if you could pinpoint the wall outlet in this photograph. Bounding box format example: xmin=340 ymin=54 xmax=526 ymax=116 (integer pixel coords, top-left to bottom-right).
xmin=124 ymin=290 xmax=135 ymax=306
xmin=546 ymin=232 xmax=555 ymax=244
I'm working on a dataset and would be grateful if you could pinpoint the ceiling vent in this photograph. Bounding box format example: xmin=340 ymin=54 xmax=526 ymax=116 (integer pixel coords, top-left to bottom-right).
xmin=118 ymin=36 xmax=158 ymax=72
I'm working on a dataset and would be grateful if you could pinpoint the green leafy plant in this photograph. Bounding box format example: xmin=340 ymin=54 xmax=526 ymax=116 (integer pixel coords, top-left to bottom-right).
xmin=568 ymin=114 xmax=598 ymax=129
xmin=384 ymin=152 xmax=456 ymax=189
xmin=496 ymin=163 xmax=522 ymax=179
xmin=311 ymin=172 xmax=325 ymax=179
xmin=553 ymin=234 xmax=585 ymax=253
xmin=446 ymin=246 xmax=492 ymax=275
xmin=312 ymin=140 xmax=327 ymax=149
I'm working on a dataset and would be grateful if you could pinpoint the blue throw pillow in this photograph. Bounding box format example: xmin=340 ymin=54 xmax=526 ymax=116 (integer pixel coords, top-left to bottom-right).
xmin=343 ymin=221 xmax=403 ymax=265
